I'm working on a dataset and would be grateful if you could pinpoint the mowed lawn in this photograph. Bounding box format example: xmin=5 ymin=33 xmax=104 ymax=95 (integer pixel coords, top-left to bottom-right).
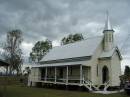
xmin=0 ymin=85 xmax=129 ymax=97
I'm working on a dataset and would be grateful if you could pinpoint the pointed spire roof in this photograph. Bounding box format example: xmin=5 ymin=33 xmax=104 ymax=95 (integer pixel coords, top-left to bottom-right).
xmin=104 ymin=11 xmax=113 ymax=31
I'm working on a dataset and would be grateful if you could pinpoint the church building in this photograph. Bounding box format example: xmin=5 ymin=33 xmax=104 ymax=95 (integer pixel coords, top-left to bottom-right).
xmin=28 ymin=14 xmax=122 ymax=91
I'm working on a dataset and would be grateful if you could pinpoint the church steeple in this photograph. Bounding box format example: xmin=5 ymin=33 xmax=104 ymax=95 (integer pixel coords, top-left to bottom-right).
xmin=104 ymin=11 xmax=113 ymax=31
xmin=103 ymin=12 xmax=114 ymax=51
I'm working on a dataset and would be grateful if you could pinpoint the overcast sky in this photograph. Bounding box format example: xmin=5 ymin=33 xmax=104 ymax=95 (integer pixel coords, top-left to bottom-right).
xmin=0 ymin=0 xmax=130 ymax=71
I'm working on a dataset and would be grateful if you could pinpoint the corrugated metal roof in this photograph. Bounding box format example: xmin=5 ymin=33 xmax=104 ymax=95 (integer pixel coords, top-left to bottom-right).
xmin=99 ymin=47 xmax=122 ymax=60
xmin=99 ymin=48 xmax=115 ymax=58
xmin=41 ymin=36 xmax=103 ymax=62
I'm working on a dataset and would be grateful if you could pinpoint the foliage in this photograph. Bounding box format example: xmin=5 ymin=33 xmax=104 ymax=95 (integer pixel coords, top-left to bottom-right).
xmin=3 ymin=29 xmax=23 ymax=74
xmin=61 ymin=33 xmax=84 ymax=45
xmin=30 ymin=39 xmax=52 ymax=62
xmin=124 ymin=66 xmax=130 ymax=80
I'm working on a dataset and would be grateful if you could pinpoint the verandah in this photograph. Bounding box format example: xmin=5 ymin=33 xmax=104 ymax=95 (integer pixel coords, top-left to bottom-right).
xmin=33 ymin=65 xmax=91 ymax=85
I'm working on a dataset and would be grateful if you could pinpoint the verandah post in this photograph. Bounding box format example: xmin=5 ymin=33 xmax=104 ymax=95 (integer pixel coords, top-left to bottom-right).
xmin=80 ymin=65 xmax=83 ymax=85
xmin=66 ymin=66 xmax=68 ymax=85
xmin=55 ymin=67 xmax=57 ymax=84
xmin=45 ymin=67 xmax=47 ymax=81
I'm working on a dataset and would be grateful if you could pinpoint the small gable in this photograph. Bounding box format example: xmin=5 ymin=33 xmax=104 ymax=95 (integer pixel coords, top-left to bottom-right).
xmin=99 ymin=47 xmax=122 ymax=60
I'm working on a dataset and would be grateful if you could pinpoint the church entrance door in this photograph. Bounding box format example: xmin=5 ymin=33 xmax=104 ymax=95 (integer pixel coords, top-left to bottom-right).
xmin=102 ymin=66 xmax=109 ymax=83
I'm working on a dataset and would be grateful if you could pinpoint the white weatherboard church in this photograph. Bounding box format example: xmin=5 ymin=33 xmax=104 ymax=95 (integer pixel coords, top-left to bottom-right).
xmin=28 ymin=14 xmax=122 ymax=91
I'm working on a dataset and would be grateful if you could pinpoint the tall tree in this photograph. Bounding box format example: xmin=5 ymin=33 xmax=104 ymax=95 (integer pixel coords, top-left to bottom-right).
xmin=30 ymin=39 xmax=52 ymax=62
xmin=124 ymin=66 xmax=130 ymax=79
xmin=4 ymin=29 xmax=23 ymax=74
xmin=61 ymin=33 xmax=84 ymax=45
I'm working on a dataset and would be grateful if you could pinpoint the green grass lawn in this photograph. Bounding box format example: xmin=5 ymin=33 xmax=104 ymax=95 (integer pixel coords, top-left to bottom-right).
xmin=0 ymin=85 xmax=129 ymax=97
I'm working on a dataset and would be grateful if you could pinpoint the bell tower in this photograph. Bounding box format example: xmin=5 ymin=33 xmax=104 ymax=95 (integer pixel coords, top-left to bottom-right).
xmin=103 ymin=12 xmax=114 ymax=51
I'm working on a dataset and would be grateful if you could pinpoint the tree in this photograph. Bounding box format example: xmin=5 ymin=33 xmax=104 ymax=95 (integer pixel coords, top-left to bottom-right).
xmin=30 ymin=39 xmax=52 ymax=62
xmin=4 ymin=29 xmax=23 ymax=74
xmin=124 ymin=66 xmax=130 ymax=80
xmin=61 ymin=33 xmax=84 ymax=45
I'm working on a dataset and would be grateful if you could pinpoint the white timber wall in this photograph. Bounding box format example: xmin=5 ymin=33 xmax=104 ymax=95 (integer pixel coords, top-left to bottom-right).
xmin=88 ymin=42 xmax=103 ymax=85
xmin=99 ymin=59 xmax=111 ymax=85
xmin=111 ymin=51 xmax=121 ymax=86
xmin=28 ymin=67 xmax=41 ymax=86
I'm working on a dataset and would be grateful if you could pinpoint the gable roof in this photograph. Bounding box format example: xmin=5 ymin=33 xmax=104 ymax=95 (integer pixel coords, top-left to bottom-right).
xmin=99 ymin=48 xmax=115 ymax=58
xmin=99 ymin=47 xmax=122 ymax=60
xmin=41 ymin=36 xmax=103 ymax=62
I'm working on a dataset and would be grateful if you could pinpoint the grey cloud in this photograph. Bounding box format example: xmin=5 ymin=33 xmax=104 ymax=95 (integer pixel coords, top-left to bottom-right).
xmin=0 ymin=0 xmax=129 ymax=60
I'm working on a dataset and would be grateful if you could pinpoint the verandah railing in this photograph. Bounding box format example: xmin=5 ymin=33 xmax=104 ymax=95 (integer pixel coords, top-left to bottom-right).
xmin=31 ymin=75 xmax=91 ymax=84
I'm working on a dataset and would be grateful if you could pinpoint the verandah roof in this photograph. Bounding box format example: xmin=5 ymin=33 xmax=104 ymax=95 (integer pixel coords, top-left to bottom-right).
xmin=32 ymin=61 xmax=90 ymax=68
xmin=0 ymin=59 xmax=9 ymax=66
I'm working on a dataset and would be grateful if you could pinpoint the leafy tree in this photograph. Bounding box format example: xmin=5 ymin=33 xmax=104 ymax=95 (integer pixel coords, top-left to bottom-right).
xmin=4 ymin=29 xmax=23 ymax=74
xmin=124 ymin=66 xmax=130 ymax=79
xmin=30 ymin=39 xmax=52 ymax=62
xmin=61 ymin=33 xmax=84 ymax=45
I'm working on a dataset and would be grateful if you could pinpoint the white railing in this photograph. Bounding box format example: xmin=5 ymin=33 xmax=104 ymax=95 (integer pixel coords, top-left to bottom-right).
xmin=29 ymin=76 xmax=101 ymax=91
xmin=103 ymin=80 xmax=110 ymax=91
xmin=30 ymin=77 xmax=81 ymax=83
xmin=82 ymin=77 xmax=99 ymax=91
xmin=83 ymin=80 xmax=92 ymax=91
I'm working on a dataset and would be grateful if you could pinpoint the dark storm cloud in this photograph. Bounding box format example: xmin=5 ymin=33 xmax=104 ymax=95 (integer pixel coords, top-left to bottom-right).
xmin=0 ymin=0 xmax=130 ymax=58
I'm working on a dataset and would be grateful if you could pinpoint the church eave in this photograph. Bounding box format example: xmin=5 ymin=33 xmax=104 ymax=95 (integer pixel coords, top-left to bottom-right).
xmin=115 ymin=47 xmax=123 ymax=60
xmin=40 ymin=56 xmax=92 ymax=64
xmin=98 ymin=57 xmax=111 ymax=60
xmin=99 ymin=47 xmax=122 ymax=60
xmin=103 ymin=29 xmax=114 ymax=33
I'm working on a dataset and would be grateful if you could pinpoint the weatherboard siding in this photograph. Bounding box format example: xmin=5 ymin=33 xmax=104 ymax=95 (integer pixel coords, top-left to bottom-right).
xmin=111 ymin=51 xmax=121 ymax=86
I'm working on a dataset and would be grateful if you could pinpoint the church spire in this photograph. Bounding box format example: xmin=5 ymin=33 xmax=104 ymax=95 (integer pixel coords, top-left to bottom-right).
xmin=103 ymin=11 xmax=114 ymax=51
xmin=104 ymin=11 xmax=113 ymax=31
